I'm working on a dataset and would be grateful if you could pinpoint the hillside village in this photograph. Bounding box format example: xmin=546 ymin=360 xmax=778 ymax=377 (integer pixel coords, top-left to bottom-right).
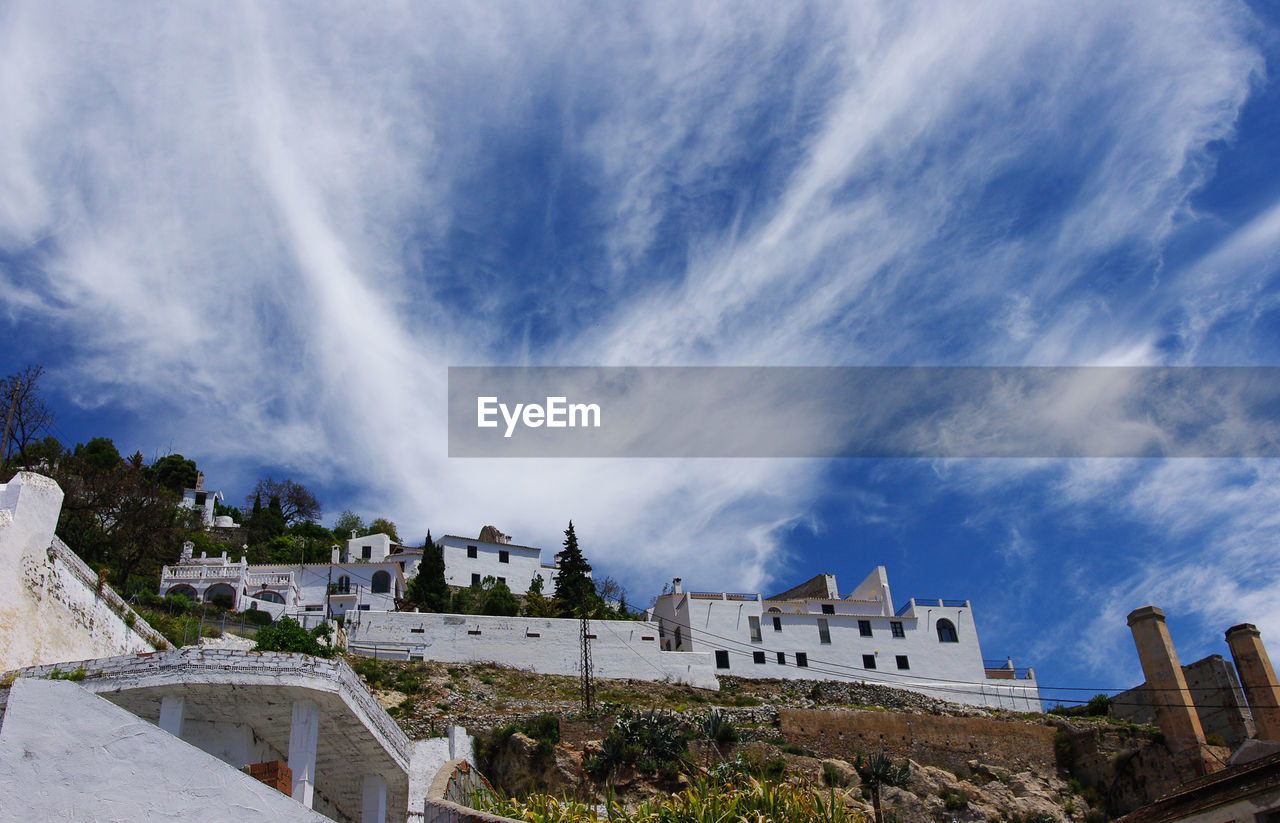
xmin=5 ymin=465 xmax=1280 ymax=823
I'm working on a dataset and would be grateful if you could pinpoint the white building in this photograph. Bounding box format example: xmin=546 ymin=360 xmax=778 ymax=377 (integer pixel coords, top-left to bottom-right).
xmin=159 ymin=542 xmax=405 ymax=622
xmin=647 ymin=569 xmax=1040 ymax=711
xmin=178 ymin=473 xmax=229 ymax=529
xmin=437 ymin=527 xmax=561 ymax=596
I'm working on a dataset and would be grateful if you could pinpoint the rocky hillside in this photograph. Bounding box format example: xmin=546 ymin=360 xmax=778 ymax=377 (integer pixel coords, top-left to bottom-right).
xmin=345 ymin=655 xmax=1168 ymax=822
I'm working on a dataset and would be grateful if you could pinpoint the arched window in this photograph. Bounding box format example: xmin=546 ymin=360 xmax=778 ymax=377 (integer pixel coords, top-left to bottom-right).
xmin=166 ymin=584 xmax=198 ymax=600
xmin=255 ymin=590 xmax=285 ymax=604
xmin=336 ymin=576 xmax=351 ymax=594
xmin=936 ymin=618 xmax=958 ymax=643
xmin=204 ymin=583 xmax=236 ymax=610
xmin=371 ymin=570 xmax=391 ymax=594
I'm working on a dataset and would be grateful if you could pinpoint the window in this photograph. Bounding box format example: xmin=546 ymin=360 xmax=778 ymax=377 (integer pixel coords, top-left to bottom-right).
xmin=471 ymin=573 xmax=481 ymax=586
xmin=896 ymin=655 xmax=910 ymax=670
xmin=821 ymin=604 xmax=835 ymax=615
xmin=497 ymin=576 xmax=506 ymax=585
xmin=890 ymin=621 xmax=905 ymax=638
xmin=305 ymin=605 xmax=322 ymax=612
xmin=796 ymin=652 xmax=808 ymax=667
xmin=715 ymin=650 xmax=730 ymax=669
xmin=863 ymin=654 xmax=877 ymax=669
xmin=336 ymin=576 xmax=351 ymax=594
xmin=467 ymin=545 xmax=478 ymax=558
xmin=776 ymin=651 xmax=786 ymax=665
xmin=371 ymin=570 xmax=391 ymax=594
xmin=357 ymin=604 xmax=371 ymax=610
xmin=858 ymin=619 xmax=872 ymax=637
xmin=748 ymin=616 xmax=762 ymax=642
xmin=194 ymin=492 xmax=207 ymax=506
xmin=817 ymin=618 xmax=831 ymax=644
xmin=753 ymin=651 xmax=766 ymax=664
xmin=499 ymin=550 xmax=509 ymax=563
xmin=937 ymin=619 xmax=958 ymax=643
xmin=362 ymin=545 xmax=372 ymax=560
xmin=410 ymin=628 xmax=424 ymax=633
xmin=772 ymin=616 xmax=782 ymax=632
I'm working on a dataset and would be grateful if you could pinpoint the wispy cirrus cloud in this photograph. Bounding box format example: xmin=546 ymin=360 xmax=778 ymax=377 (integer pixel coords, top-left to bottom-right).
xmin=0 ymin=0 xmax=1275 ymax=674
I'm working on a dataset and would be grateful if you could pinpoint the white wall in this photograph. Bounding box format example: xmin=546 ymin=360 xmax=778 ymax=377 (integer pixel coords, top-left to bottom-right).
xmin=0 ymin=472 xmax=161 ymax=671
xmin=438 ymin=536 xmax=556 ymax=596
xmin=345 ymin=532 xmax=393 ymax=563
xmin=348 ymin=611 xmax=719 ymax=689
xmin=650 ymin=590 xmax=1039 ymax=711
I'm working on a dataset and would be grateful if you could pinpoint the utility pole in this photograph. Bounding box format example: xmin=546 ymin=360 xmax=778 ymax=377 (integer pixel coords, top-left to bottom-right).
xmin=579 ymin=603 xmax=594 ymax=711
xmin=1 ymin=378 xmax=19 ymax=466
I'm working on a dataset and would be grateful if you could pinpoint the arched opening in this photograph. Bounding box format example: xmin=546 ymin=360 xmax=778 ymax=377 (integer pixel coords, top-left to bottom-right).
xmin=166 ymin=584 xmax=198 ymax=601
xmin=255 ymin=590 xmax=285 ymax=604
xmin=371 ymin=570 xmax=391 ymax=594
xmin=936 ymin=618 xmax=958 ymax=643
xmin=204 ymin=583 xmax=236 ymax=610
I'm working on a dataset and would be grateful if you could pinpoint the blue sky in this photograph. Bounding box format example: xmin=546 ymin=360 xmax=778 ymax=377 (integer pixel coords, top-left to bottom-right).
xmin=3 ymin=1 xmax=1280 ymax=705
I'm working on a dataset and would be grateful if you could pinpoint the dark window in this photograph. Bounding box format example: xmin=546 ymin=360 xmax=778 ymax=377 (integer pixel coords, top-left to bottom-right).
xmin=863 ymin=654 xmax=877 ymax=669
xmin=467 ymin=545 xmax=478 ymax=558
xmin=890 ymin=621 xmax=905 ymax=638
xmin=776 ymin=652 xmax=786 ymax=665
xmin=371 ymin=570 xmax=391 ymax=594
xmin=796 ymin=652 xmax=808 ymax=667
xmin=357 ymin=604 xmax=371 ymax=610
xmin=410 ymin=628 xmax=424 ymax=633
xmin=896 ymin=655 xmax=910 ymax=670
xmin=753 ymin=651 xmax=766 ymax=664
xmin=858 ymin=619 xmax=872 ymax=637
xmin=194 ymin=492 xmax=207 ymax=506
xmin=336 ymin=576 xmax=351 ymax=594
xmin=305 ymin=605 xmax=322 ymax=612
xmin=937 ymin=619 xmax=958 ymax=643
xmin=471 ymin=573 xmax=481 ymax=586
xmin=497 ymin=576 xmax=506 ymax=585
xmin=749 ymin=616 xmax=762 ymax=642
xmin=499 ymin=550 xmax=509 ymax=563
xmin=821 ymin=604 xmax=835 ymax=615
xmin=715 ymin=650 xmax=730 ymax=669
xmin=817 ymin=618 xmax=831 ymax=644
xmin=772 ymin=616 xmax=782 ymax=631
xmin=674 ymin=627 xmax=682 ymax=649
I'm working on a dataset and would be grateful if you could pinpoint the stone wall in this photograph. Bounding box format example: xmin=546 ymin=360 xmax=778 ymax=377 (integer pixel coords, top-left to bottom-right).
xmin=1112 ymin=655 xmax=1255 ymax=748
xmin=0 ymin=472 xmax=163 ymax=672
xmin=780 ymin=708 xmax=1058 ymax=774
xmin=422 ymin=759 xmax=521 ymax=823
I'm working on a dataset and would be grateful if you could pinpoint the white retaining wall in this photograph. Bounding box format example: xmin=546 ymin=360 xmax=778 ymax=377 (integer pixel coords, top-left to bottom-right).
xmin=349 ymin=612 xmax=720 ymax=690
xmin=0 ymin=472 xmax=162 ymax=672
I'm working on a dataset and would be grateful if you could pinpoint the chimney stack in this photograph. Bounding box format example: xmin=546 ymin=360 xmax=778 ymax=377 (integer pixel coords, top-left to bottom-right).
xmin=1225 ymin=623 xmax=1280 ymax=742
xmin=1127 ymin=606 xmax=1219 ymax=775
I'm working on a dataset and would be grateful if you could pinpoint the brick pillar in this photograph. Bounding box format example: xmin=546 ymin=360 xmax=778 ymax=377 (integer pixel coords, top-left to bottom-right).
xmin=1127 ymin=606 xmax=1217 ymax=775
xmin=1226 ymin=623 xmax=1280 ymax=742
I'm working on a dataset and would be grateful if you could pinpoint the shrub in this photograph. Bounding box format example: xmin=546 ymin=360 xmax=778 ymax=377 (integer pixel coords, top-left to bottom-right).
xmin=252 ymin=617 xmax=335 ymax=657
xmin=822 ymin=761 xmax=848 ymax=787
xmin=941 ymin=790 xmax=969 ymax=811
xmin=243 ymin=608 xmax=273 ymax=627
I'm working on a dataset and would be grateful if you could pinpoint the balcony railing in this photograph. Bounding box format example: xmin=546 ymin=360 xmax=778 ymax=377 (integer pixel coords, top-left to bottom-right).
xmin=161 ymin=565 xmax=243 ymax=582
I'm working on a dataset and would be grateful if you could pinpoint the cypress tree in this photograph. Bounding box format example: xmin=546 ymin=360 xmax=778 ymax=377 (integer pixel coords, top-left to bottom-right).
xmin=552 ymin=520 xmax=594 ymax=617
xmin=407 ymin=532 xmax=450 ymax=612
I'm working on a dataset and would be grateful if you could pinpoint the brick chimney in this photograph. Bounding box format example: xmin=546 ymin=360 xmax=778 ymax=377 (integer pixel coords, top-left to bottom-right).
xmin=1225 ymin=623 xmax=1280 ymax=742
xmin=1127 ymin=606 xmax=1219 ymax=776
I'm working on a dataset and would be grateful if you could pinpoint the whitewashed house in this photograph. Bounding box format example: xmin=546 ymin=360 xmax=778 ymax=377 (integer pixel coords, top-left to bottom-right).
xmin=647 ymin=568 xmax=1040 ymax=710
xmin=437 ymin=527 xmax=562 ymax=596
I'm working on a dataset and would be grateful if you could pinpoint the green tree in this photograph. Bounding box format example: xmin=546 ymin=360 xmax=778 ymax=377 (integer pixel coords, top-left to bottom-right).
xmin=75 ymin=437 xmax=122 ymax=472
xmin=854 ymin=751 xmax=911 ymax=823
xmin=245 ymin=493 xmax=286 ymax=546
xmin=149 ymin=454 xmax=199 ymax=495
xmin=248 ymin=477 xmax=321 ymax=525
xmin=552 ymin=520 xmax=594 ymax=617
xmin=406 ymin=534 xmax=450 ymax=612
xmin=367 ymin=517 xmax=400 ymax=542
xmin=333 ymin=509 xmax=365 ymax=539
xmin=523 ymin=573 xmax=557 ymax=617
xmin=480 ymin=576 xmax=520 ymax=616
